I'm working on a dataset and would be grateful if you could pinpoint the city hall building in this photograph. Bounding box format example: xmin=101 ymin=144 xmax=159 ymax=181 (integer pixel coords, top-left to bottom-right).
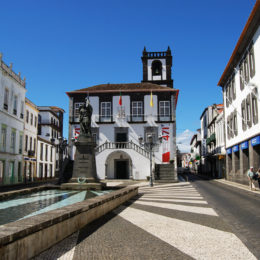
xmin=67 ymin=48 xmax=179 ymax=180
xmin=218 ymin=2 xmax=260 ymax=185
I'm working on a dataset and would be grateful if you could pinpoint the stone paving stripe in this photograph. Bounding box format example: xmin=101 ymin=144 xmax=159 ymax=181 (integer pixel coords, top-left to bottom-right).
xmin=73 ymin=210 xmax=193 ymax=260
xmin=137 ymin=197 xmax=208 ymax=204
xmin=116 ymin=205 xmax=256 ymax=260
xmin=125 ymin=201 xmax=232 ymax=232
xmin=133 ymin=200 xmax=217 ymax=216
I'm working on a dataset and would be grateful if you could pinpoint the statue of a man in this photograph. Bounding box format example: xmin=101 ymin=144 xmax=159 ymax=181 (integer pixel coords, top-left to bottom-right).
xmin=79 ymin=98 xmax=93 ymax=137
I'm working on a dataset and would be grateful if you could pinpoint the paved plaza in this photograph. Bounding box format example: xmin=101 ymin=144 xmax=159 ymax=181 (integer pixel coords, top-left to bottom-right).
xmin=34 ymin=181 xmax=257 ymax=260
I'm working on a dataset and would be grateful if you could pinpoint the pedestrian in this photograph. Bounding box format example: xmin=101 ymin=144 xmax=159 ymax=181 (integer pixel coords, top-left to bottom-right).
xmin=255 ymin=168 xmax=260 ymax=190
xmin=247 ymin=166 xmax=256 ymax=191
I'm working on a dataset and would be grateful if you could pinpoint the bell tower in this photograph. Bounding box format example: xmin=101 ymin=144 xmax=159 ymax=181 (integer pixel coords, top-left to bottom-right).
xmin=141 ymin=46 xmax=173 ymax=88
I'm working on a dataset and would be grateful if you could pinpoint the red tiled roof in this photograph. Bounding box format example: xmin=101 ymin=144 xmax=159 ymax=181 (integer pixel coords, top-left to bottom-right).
xmin=67 ymin=83 xmax=176 ymax=93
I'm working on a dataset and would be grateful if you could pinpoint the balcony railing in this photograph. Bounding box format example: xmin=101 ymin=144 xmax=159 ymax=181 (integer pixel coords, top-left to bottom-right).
xmin=96 ymin=141 xmax=150 ymax=158
xmin=206 ymin=133 xmax=216 ymax=145
xmin=69 ymin=114 xmax=176 ymax=124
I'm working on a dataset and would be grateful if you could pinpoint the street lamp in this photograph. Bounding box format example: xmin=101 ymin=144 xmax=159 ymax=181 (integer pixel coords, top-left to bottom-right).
xmin=51 ymin=137 xmax=68 ymax=184
xmin=139 ymin=134 xmax=162 ymax=187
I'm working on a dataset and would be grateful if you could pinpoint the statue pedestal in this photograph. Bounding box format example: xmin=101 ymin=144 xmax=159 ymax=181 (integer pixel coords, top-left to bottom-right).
xmin=61 ymin=136 xmax=104 ymax=190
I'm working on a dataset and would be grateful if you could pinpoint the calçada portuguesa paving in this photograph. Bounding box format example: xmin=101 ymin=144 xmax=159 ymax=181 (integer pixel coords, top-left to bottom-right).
xmin=34 ymin=182 xmax=257 ymax=260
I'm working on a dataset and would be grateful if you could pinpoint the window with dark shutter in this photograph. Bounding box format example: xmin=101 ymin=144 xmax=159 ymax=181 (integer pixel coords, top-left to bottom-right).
xmin=246 ymin=94 xmax=252 ymax=128
xmin=249 ymin=45 xmax=255 ymax=78
xmin=241 ymin=100 xmax=247 ymax=131
xmin=233 ymin=111 xmax=238 ymax=136
xmin=244 ymin=57 xmax=249 ymax=83
xmin=231 ymin=76 xmax=236 ymax=100
xmin=239 ymin=62 xmax=244 ymax=90
xmin=226 ymin=86 xmax=229 ymax=108
xmin=251 ymin=89 xmax=258 ymax=125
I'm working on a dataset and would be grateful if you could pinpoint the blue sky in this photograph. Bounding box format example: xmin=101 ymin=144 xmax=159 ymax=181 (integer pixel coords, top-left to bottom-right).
xmin=1 ymin=0 xmax=256 ymax=150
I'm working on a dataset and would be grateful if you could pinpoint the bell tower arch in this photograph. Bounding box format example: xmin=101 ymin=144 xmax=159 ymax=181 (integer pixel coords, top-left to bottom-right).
xmin=141 ymin=46 xmax=173 ymax=88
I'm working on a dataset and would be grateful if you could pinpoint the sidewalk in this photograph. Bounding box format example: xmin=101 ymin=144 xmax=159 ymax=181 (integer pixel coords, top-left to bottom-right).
xmin=34 ymin=182 xmax=256 ymax=260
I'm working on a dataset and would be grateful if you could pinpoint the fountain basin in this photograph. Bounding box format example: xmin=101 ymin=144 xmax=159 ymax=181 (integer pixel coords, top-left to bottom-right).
xmin=0 ymin=186 xmax=138 ymax=260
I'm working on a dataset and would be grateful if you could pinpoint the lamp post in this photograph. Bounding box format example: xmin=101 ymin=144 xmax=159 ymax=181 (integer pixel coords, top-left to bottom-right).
xmin=51 ymin=137 xmax=68 ymax=184
xmin=139 ymin=134 xmax=162 ymax=187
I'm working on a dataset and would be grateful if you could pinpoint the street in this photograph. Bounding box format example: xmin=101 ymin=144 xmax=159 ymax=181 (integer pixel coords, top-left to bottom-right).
xmin=188 ymin=173 xmax=260 ymax=259
xmin=34 ymin=176 xmax=260 ymax=260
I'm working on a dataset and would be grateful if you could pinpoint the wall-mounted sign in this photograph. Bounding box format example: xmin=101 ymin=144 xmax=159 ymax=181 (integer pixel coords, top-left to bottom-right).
xmin=161 ymin=124 xmax=170 ymax=162
xmin=226 ymin=148 xmax=232 ymax=154
xmin=232 ymin=145 xmax=239 ymax=153
xmin=251 ymin=135 xmax=260 ymax=147
xmin=241 ymin=141 xmax=248 ymax=150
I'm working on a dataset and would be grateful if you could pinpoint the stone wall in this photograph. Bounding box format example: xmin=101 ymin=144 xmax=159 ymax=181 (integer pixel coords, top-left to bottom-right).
xmin=0 ymin=186 xmax=138 ymax=260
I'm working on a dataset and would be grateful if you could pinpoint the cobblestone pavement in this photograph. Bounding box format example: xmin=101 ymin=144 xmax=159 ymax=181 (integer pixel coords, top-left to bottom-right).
xmin=34 ymin=182 xmax=257 ymax=260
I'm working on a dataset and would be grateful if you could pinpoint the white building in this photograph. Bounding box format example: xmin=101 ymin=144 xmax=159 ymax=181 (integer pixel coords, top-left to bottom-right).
xmin=67 ymin=48 xmax=179 ymax=181
xmin=0 ymin=54 xmax=26 ymax=185
xmin=200 ymin=104 xmax=224 ymax=177
xmin=36 ymin=137 xmax=55 ymax=179
xmin=38 ymin=106 xmax=65 ymax=175
xmin=189 ymin=131 xmax=201 ymax=172
xmin=23 ymin=98 xmax=38 ymax=182
xmin=218 ymin=1 xmax=260 ymax=185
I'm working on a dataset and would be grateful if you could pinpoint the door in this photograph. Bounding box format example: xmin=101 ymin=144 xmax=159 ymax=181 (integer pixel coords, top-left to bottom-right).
xmin=116 ymin=133 xmax=127 ymax=148
xmin=115 ymin=160 xmax=128 ymax=179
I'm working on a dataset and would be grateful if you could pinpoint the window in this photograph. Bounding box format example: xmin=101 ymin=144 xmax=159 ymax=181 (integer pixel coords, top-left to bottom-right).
xmin=244 ymin=56 xmax=249 ymax=83
xmin=20 ymin=101 xmax=24 ymax=119
xmin=10 ymin=129 xmax=16 ymax=153
xmin=239 ymin=62 xmax=244 ymax=90
xmin=246 ymin=95 xmax=252 ymax=127
xmin=0 ymin=125 xmax=7 ymax=152
xmin=100 ymin=102 xmax=112 ymax=122
xmin=152 ymin=60 xmax=162 ymax=76
xmin=159 ymin=101 xmax=170 ymax=121
xmin=30 ymin=137 xmax=32 ymax=151
xmin=74 ymin=103 xmax=84 ymax=119
xmin=26 ymin=110 xmax=29 ymax=123
xmin=0 ymin=161 xmax=4 ymax=184
xmin=19 ymin=133 xmax=23 ymax=154
xmin=241 ymin=100 xmax=246 ymax=131
xmin=50 ymin=147 xmax=53 ymax=162
xmin=45 ymin=145 xmax=48 ymax=161
xmin=25 ymin=135 xmax=28 ymax=152
xmin=4 ymin=89 xmax=9 ymax=110
xmin=233 ymin=112 xmax=238 ymax=136
xmin=132 ymin=101 xmax=143 ymax=121
xmin=249 ymin=45 xmax=255 ymax=78
xmin=144 ymin=127 xmax=158 ymax=145
xmin=231 ymin=77 xmax=235 ymax=100
xmin=252 ymin=92 xmax=258 ymax=125
xmin=18 ymin=162 xmax=22 ymax=182
xmin=30 ymin=113 xmax=33 ymax=125
xmin=34 ymin=116 xmax=37 ymax=127
xmin=225 ymin=85 xmax=229 ymax=107
xmin=40 ymin=143 xmax=43 ymax=160
xmin=13 ymin=96 xmax=17 ymax=115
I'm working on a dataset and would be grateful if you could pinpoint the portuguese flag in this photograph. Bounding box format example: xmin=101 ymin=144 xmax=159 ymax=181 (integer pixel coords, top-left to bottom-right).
xmin=119 ymin=92 xmax=122 ymax=106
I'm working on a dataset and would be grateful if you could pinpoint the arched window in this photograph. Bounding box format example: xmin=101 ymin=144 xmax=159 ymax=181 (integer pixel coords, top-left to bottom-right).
xmin=152 ymin=60 xmax=162 ymax=76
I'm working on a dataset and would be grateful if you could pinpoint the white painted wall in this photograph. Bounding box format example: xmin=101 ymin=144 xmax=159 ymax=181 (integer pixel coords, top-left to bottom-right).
xmin=69 ymin=92 xmax=176 ymax=179
xmin=224 ymin=25 xmax=260 ymax=148
xmin=0 ymin=62 xmax=26 ymax=184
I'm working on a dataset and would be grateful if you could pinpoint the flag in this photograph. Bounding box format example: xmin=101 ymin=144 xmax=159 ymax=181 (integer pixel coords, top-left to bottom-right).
xmin=150 ymin=91 xmax=154 ymax=107
xmin=119 ymin=92 xmax=122 ymax=106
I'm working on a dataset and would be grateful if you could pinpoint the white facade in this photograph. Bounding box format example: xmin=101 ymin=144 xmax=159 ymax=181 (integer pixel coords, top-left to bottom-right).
xmin=38 ymin=106 xmax=64 ymax=174
xmin=0 ymin=54 xmax=26 ymax=185
xmin=23 ymin=98 xmax=39 ymax=182
xmin=69 ymin=92 xmax=177 ymax=180
xmin=218 ymin=3 xmax=260 ymax=184
xmin=36 ymin=137 xmax=56 ymax=179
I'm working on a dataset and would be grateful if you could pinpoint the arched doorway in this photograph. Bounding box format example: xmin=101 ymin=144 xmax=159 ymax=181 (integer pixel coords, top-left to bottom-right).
xmin=105 ymin=151 xmax=132 ymax=179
